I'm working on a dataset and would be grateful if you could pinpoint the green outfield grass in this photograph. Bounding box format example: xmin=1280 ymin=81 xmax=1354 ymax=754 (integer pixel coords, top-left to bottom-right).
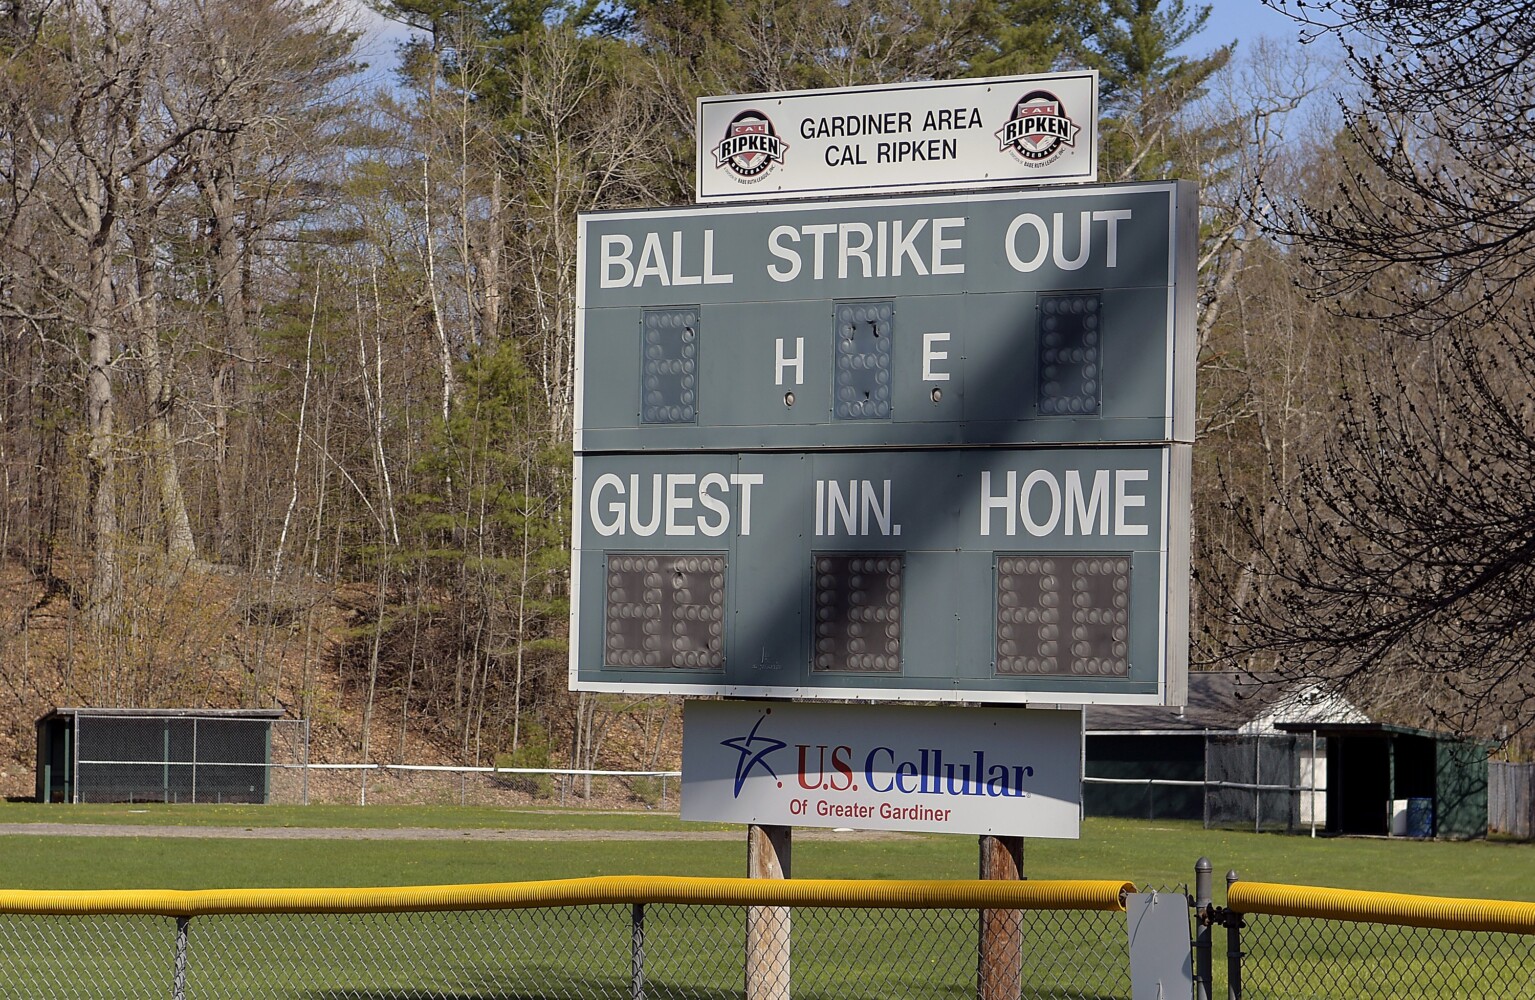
xmin=0 ymin=801 xmax=730 ymax=831
xmin=1 ymin=808 xmax=1532 ymax=902
xmin=1 ymin=810 xmax=1532 ymax=1000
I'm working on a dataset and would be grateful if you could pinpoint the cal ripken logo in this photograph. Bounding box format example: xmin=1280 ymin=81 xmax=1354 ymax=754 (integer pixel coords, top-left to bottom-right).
xmin=713 ymin=109 xmax=788 ymax=183
xmin=995 ymin=90 xmax=1080 ymax=166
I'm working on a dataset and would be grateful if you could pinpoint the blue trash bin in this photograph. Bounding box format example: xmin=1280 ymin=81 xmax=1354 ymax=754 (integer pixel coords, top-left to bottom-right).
xmin=1406 ymin=797 xmax=1434 ymax=838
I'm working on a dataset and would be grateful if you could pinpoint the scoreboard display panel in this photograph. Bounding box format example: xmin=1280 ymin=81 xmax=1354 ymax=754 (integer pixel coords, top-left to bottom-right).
xmin=576 ymin=182 xmax=1197 ymax=453
xmin=571 ymin=446 xmax=1190 ymax=704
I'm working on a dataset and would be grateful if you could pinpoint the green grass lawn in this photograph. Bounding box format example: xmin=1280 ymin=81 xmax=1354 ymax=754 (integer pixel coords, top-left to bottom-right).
xmin=1 ymin=809 xmax=1532 ymax=1000
xmin=1 ymin=807 xmax=1532 ymax=902
xmin=0 ymin=801 xmax=731 ymax=831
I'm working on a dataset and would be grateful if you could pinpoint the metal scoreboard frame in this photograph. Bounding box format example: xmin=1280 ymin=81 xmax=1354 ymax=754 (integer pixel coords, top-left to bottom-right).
xmin=571 ymin=181 xmax=1196 ymax=707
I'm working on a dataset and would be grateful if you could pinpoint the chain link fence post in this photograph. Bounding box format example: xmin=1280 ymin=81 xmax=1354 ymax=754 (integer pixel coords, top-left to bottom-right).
xmin=172 ymin=916 xmax=189 ymax=1000
xmin=191 ymin=719 xmax=200 ymax=804
xmin=1225 ymin=870 xmax=1242 ymax=1000
xmin=302 ymin=720 xmax=310 ymax=805
xmin=1194 ymin=857 xmax=1213 ymax=1000
xmin=631 ymin=903 xmax=646 ymax=1000
xmin=71 ymin=714 xmax=80 ymax=803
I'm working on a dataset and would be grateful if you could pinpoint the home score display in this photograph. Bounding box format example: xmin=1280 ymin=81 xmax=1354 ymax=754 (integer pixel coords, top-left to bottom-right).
xmin=572 ymin=182 xmax=1196 ymax=706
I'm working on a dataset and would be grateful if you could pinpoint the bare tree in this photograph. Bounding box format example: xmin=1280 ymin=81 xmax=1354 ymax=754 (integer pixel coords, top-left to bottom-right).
xmin=172 ymin=0 xmax=356 ymax=565
xmin=1218 ymin=2 xmax=1535 ymax=743
xmin=0 ymin=1 xmax=208 ymax=623
xmin=1263 ymin=1 xmax=1535 ymax=334
xmin=497 ymin=22 xmax=674 ymax=439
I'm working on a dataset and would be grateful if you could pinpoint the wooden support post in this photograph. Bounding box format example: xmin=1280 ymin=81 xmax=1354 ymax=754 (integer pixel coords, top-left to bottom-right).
xmin=746 ymin=823 xmax=791 ymax=1000
xmin=978 ymin=834 xmax=1024 ymax=1000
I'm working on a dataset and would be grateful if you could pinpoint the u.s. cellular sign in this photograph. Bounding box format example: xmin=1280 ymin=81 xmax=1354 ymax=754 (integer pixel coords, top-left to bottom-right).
xmin=571 ymin=182 xmax=1195 ymax=707
xmin=682 ymin=700 xmax=1082 ymax=837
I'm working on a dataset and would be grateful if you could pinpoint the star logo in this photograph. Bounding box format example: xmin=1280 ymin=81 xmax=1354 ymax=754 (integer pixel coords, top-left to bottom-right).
xmin=720 ymin=715 xmax=786 ymax=797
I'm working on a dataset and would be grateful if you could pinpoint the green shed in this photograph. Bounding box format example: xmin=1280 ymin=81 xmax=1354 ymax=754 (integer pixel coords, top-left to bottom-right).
xmin=36 ymin=708 xmax=287 ymax=804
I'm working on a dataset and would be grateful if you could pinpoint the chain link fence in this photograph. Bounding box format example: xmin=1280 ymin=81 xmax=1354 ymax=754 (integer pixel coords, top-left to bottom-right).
xmin=296 ymin=764 xmax=680 ymax=809
xmin=1204 ymin=735 xmax=1310 ymax=833
xmin=266 ymin=720 xmax=310 ymax=805
xmin=60 ymin=715 xmax=682 ymax=809
xmin=6 ymin=867 xmax=1535 ymax=999
xmin=0 ymin=879 xmax=1135 ymax=1000
xmin=1082 ymin=735 xmax=1325 ymax=832
xmin=1210 ymin=876 xmax=1535 ymax=1000
xmin=1232 ymin=913 xmax=1535 ymax=1000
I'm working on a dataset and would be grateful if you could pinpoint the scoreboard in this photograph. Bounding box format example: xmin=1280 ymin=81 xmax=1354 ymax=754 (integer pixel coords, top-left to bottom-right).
xmin=572 ymin=181 xmax=1196 ymax=705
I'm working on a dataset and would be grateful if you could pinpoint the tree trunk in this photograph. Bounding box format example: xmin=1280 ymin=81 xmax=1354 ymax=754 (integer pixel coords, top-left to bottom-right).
xmin=85 ymin=248 xmax=119 ymax=629
xmin=127 ymin=164 xmax=198 ymax=572
xmin=205 ymin=177 xmax=250 ymax=565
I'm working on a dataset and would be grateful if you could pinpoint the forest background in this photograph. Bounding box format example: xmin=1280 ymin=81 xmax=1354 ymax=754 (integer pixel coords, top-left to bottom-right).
xmin=1 ymin=0 xmax=1526 ymax=802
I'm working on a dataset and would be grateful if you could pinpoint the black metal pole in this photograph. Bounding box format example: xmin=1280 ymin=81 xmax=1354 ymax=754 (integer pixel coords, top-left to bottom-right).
xmin=1194 ymin=858 xmax=1213 ymax=1000
xmin=1226 ymin=870 xmax=1242 ymax=1000
xmin=173 ymin=916 xmax=190 ymax=1000
xmin=631 ymin=902 xmax=646 ymax=1000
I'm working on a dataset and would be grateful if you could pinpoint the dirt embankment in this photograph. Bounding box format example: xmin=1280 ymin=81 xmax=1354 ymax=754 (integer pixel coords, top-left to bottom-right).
xmin=0 ymin=560 xmax=680 ymax=806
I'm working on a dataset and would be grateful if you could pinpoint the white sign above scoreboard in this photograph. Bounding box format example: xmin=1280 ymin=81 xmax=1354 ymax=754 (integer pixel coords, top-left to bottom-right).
xmin=696 ymin=72 xmax=1099 ymax=203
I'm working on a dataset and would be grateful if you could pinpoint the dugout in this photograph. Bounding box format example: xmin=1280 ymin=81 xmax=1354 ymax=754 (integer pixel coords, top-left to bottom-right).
xmin=1084 ymin=672 xmax=1264 ymax=821
xmin=1084 ymin=732 xmax=1207 ymax=821
xmin=36 ymin=708 xmax=286 ymax=804
xmin=1274 ymin=722 xmax=1489 ymax=839
xmin=1083 ymin=671 xmax=1361 ymax=825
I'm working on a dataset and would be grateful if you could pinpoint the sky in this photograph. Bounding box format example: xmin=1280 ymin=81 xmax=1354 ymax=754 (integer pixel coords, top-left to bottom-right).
xmin=1194 ymin=0 xmax=1318 ymax=52
xmin=349 ymin=3 xmax=410 ymax=83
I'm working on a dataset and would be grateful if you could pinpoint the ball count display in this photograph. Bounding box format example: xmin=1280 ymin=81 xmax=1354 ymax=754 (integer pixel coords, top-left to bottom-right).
xmin=641 ymin=309 xmax=699 ymax=424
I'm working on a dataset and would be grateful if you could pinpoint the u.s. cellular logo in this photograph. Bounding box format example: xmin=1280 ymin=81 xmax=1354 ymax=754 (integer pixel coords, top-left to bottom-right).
xmin=996 ymin=90 xmax=1080 ymax=166
xmin=713 ymin=109 xmax=787 ymax=183
xmin=721 ymin=717 xmax=1037 ymax=802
